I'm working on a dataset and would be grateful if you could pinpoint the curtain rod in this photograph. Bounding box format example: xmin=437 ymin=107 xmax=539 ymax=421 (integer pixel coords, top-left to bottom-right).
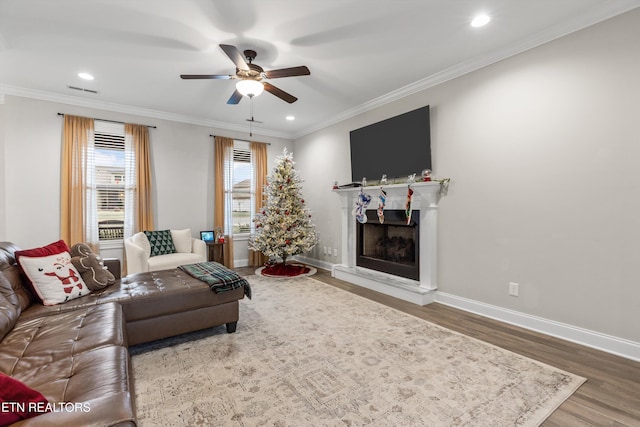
xmin=57 ymin=113 xmax=157 ymax=129
xmin=209 ymin=135 xmax=270 ymax=145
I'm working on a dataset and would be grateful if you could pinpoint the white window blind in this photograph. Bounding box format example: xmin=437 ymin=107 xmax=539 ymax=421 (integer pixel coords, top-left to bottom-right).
xmin=95 ymin=121 xmax=125 ymax=240
xmin=226 ymin=140 xmax=254 ymax=235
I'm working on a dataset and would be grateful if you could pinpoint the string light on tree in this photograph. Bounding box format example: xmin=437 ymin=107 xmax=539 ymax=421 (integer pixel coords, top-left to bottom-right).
xmin=250 ymin=148 xmax=318 ymax=274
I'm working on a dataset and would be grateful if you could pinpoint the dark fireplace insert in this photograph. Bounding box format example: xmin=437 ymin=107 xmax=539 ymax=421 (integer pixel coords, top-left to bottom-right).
xmin=356 ymin=209 xmax=419 ymax=280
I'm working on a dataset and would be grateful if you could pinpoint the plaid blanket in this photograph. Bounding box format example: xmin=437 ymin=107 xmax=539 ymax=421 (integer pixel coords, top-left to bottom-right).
xmin=178 ymin=262 xmax=251 ymax=299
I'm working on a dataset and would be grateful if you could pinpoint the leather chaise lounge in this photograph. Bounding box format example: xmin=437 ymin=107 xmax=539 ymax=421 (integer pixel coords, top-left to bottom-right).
xmin=0 ymin=241 xmax=248 ymax=426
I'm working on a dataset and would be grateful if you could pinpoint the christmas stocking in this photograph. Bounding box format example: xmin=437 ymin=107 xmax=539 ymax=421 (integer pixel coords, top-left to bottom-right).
xmin=405 ymin=185 xmax=414 ymax=225
xmin=377 ymin=187 xmax=387 ymax=224
xmin=353 ymin=189 xmax=372 ymax=224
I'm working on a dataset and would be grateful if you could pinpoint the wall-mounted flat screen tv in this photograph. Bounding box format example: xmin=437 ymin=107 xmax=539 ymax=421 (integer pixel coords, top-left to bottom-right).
xmin=349 ymin=105 xmax=431 ymax=183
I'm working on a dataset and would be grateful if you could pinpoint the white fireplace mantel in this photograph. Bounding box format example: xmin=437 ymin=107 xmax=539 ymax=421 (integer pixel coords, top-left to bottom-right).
xmin=333 ymin=181 xmax=443 ymax=305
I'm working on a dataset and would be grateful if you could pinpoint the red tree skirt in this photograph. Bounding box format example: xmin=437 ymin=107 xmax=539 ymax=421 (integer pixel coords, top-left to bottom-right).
xmin=260 ymin=263 xmax=311 ymax=277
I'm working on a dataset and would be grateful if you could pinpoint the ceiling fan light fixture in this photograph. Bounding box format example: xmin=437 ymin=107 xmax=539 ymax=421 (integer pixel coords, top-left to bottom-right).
xmin=236 ymin=80 xmax=264 ymax=97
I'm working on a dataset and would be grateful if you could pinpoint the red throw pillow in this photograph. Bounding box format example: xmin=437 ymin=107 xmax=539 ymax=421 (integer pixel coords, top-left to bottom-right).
xmin=14 ymin=240 xmax=70 ymax=260
xmin=0 ymin=372 xmax=49 ymax=424
xmin=15 ymin=240 xmax=90 ymax=306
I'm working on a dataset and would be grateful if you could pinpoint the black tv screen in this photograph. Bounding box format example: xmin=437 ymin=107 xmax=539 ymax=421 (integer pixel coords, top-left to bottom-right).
xmin=350 ymin=105 xmax=431 ymax=183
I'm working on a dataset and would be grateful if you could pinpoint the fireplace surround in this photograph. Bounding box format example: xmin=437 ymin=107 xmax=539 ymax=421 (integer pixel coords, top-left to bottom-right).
xmin=356 ymin=209 xmax=420 ymax=280
xmin=333 ymin=182 xmax=443 ymax=305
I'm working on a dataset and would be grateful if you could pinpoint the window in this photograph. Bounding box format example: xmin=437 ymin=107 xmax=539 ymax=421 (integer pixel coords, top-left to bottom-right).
xmin=95 ymin=121 xmax=125 ymax=240
xmin=229 ymin=140 xmax=254 ymax=235
xmin=62 ymin=115 xmax=151 ymax=250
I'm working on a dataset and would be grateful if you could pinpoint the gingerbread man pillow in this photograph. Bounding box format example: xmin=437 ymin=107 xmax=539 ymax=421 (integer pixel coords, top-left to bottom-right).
xmin=70 ymin=243 xmax=115 ymax=291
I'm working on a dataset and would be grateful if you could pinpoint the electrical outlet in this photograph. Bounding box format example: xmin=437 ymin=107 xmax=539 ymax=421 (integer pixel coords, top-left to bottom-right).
xmin=333 ymin=248 xmax=338 ymax=257
xmin=509 ymin=282 xmax=519 ymax=297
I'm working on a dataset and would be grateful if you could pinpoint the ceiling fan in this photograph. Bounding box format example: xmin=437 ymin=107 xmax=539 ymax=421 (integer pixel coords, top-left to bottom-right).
xmin=180 ymin=44 xmax=310 ymax=104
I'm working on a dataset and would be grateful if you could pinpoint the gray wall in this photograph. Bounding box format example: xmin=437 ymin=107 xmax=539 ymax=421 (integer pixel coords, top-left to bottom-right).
xmin=0 ymin=99 xmax=5 ymax=241
xmin=0 ymin=9 xmax=637 ymax=349
xmin=293 ymin=9 xmax=640 ymax=343
xmin=0 ymin=95 xmax=288 ymax=263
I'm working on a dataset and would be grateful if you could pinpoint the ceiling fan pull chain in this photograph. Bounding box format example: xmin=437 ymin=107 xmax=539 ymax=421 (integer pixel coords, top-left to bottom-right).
xmin=249 ymin=96 xmax=254 ymax=137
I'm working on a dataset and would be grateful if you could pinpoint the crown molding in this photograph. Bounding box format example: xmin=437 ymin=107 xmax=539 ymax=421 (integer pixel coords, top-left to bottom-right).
xmin=2 ymin=1 xmax=638 ymax=142
xmin=0 ymin=84 xmax=293 ymax=140
xmin=292 ymin=1 xmax=640 ymax=139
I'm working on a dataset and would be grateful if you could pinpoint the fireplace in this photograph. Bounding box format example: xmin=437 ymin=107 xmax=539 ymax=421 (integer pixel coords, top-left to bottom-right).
xmin=356 ymin=210 xmax=419 ymax=280
xmin=333 ymin=181 xmax=443 ymax=306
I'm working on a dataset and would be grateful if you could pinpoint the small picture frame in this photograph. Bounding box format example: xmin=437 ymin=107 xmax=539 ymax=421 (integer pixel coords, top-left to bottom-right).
xmin=200 ymin=231 xmax=215 ymax=242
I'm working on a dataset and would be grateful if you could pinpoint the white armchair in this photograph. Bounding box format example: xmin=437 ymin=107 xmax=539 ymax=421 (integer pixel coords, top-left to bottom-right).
xmin=124 ymin=229 xmax=207 ymax=275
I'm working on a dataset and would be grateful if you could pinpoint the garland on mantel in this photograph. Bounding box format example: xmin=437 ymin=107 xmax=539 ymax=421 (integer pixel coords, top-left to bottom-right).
xmin=434 ymin=178 xmax=451 ymax=196
xmin=339 ymin=177 xmax=450 ymax=192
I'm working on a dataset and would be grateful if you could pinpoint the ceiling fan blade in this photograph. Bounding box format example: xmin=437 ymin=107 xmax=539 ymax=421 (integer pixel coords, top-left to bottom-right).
xmin=227 ymin=89 xmax=243 ymax=105
xmin=246 ymin=118 xmax=263 ymax=124
xmin=263 ymin=66 xmax=311 ymax=79
xmin=180 ymin=74 xmax=234 ymax=79
xmin=263 ymin=82 xmax=297 ymax=103
xmin=220 ymin=44 xmax=249 ymax=71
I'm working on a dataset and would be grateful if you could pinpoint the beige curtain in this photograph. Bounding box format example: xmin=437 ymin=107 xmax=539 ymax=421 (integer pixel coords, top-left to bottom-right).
xmin=61 ymin=115 xmax=98 ymax=251
xmin=249 ymin=141 xmax=269 ymax=266
xmin=214 ymin=136 xmax=234 ymax=268
xmin=122 ymin=123 xmax=154 ymax=276
xmin=125 ymin=123 xmax=154 ymax=234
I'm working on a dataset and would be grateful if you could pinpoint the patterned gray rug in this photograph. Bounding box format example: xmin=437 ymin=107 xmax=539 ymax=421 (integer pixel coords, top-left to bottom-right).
xmin=131 ymin=275 xmax=585 ymax=426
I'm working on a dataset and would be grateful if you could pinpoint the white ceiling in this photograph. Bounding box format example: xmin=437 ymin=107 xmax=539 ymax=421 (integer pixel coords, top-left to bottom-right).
xmin=1 ymin=0 xmax=638 ymax=139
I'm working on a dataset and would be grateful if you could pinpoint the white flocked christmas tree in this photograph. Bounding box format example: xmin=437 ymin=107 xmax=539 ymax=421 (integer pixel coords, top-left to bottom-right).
xmin=250 ymin=148 xmax=318 ymax=268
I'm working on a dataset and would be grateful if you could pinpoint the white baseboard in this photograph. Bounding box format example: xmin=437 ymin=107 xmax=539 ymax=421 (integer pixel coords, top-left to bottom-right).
xmin=285 ymin=257 xmax=640 ymax=362
xmin=436 ymin=292 xmax=640 ymax=363
xmin=291 ymin=255 xmax=335 ymax=272
xmin=234 ymin=258 xmax=249 ymax=268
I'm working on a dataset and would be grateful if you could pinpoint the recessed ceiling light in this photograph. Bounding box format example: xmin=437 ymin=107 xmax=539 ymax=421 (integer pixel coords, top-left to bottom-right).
xmin=286 ymin=116 xmax=295 ymax=121
xmin=78 ymin=72 xmax=94 ymax=80
xmin=471 ymin=14 xmax=491 ymax=28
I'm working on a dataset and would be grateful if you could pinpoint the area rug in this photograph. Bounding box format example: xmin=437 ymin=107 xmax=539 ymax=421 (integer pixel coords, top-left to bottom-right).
xmin=131 ymin=275 xmax=585 ymax=426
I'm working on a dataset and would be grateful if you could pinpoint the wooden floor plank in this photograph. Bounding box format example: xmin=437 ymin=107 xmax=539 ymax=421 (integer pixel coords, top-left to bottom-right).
xmin=237 ymin=267 xmax=640 ymax=425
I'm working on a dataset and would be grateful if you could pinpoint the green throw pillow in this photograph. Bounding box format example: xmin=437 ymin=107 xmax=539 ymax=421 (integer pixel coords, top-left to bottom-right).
xmin=144 ymin=230 xmax=177 ymax=257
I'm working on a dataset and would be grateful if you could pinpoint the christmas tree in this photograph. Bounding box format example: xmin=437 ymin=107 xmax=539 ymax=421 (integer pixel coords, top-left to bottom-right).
xmin=250 ymin=148 xmax=318 ymax=270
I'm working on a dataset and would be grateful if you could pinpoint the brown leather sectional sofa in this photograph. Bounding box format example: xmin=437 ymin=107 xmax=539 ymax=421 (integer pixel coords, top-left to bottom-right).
xmin=0 ymin=242 xmax=247 ymax=426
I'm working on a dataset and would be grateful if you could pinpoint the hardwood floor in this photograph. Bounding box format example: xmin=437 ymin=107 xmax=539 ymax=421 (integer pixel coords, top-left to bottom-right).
xmin=236 ymin=266 xmax=640 ymax=426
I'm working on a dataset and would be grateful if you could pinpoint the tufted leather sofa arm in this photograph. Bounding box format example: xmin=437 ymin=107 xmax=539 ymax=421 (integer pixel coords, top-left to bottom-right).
xmin=103 ymin=258 xmax=121 ymax=280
